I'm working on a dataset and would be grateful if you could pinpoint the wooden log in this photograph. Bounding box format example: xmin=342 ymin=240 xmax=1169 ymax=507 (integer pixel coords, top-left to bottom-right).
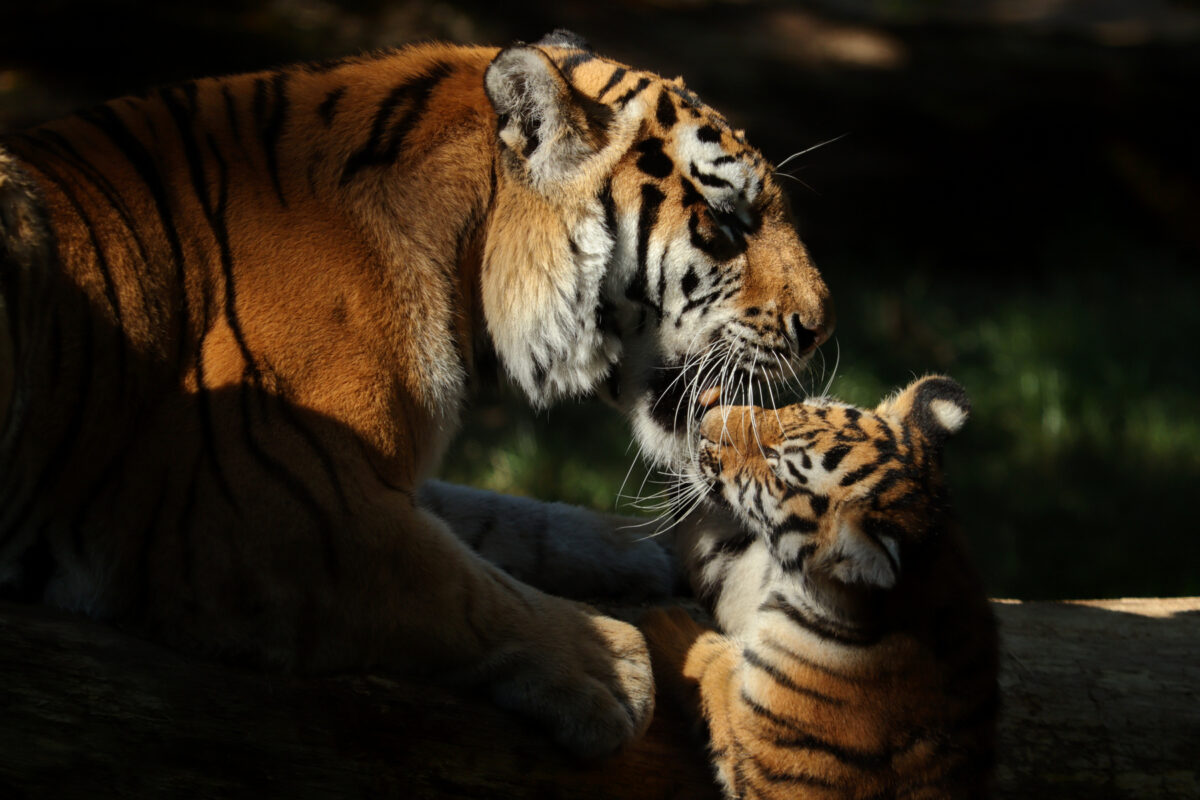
xmin=992 ymin=597 xmax=1200 ymax=799
xmin=1 ymin=597 xmax=1197 ymax=799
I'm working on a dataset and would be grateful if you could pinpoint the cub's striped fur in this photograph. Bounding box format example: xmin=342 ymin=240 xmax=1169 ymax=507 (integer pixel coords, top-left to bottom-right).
xmin=0 ymin=31 xmax=832 ymax=756
xmin=644 ymin=376 xmax=998 ymax=797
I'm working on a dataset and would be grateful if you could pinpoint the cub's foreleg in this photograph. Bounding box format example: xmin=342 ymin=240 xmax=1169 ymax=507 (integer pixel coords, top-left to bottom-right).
xmin=642 ymin=607 xmax=743 ymax=797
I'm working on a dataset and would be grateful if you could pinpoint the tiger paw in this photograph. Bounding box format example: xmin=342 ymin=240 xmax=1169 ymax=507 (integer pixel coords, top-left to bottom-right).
xmin=488 ymin=604 xmax=655 ymax=759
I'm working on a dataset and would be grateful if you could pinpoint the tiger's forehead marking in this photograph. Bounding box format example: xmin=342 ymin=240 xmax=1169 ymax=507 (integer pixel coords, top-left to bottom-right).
xmin=552 ymin=51 xmax=769 ymax=209
xmin=712 ymin=402 xmax=908 ymax=498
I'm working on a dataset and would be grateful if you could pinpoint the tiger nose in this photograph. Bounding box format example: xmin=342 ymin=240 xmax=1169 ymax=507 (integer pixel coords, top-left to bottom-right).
xmin=789 ymin=312 xmax=834 ymax=354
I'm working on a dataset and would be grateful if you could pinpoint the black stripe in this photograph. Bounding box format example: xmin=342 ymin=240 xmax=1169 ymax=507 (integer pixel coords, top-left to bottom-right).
xmin=868 ymin=466 xmax=906 ymax=498
xmin=762 ymin=593 xmax=879 ymax=646
xmin=690 ymin=161 xmax=733 ymax=189
xmin=759 ymin=635 xmax=855 ymax=680
xmin=777 ymin=542 xmax=817 ymax=573
xmin=558 ymin=50 xmax=593 ymax=78
xmin=340 ymin=62 xmax=454 ymax=185
xmin=741 ymin=692 xmax=888 ymax=770
xmin=0 ymin=299 xmax=96 ymax=538
xmin=253 ymin=71 xmax=290 ymax=207
xmin=79 ymin=103 xmax=192 ymax=366
xmin=679 ymin=175 xmax=705 ymax=208
xmin=20 ymin=156 xmax=124 ymax=336
xmin=239 ymin=381 xmax=341 ymax=578
xmin=668 ymin=84 xmax=704 ymax=110
xmin=634 ymin=137 xmax=673 ymax=179
xmin=747 ymin=750 xmax=838 ymax=789
xmin=821 ymin=444 xmax=851 ymax=472
xmin=784 ymin=458 xmax=809 ymax=484
xmin=679 ymin=287 xmax=722 ymax=316
xmin=626 ymin=183 xmax=665 ymax=315
xmin=598 ymin=177 xmax=616 ymax=235
xmin=743 ymin=648 xmax=845 ymax=705
xmin=839 ymin=461 xmax=880 ymax=486
xmin=221 ymin=83 xmax=248 ymax=156
xmin=694 ymin=528 xmax=756 ymax=570
xmin=613 ymin=76 xmax=651 ymax=107
xmin=28 ymin=130 xmax=153 ymax=273
xmin=596 ymin=66 xmax=626 ymax=100
xmin=190 ymin=335 xmax=240 ymax=510
xmin=680 ymin=264 xmax=699 ymax=297
xmin=655 ymin=90 xmax=678 ymax=129
xmin=159 ymin=87 xmax=264 ymax=510
xmin=272 ymin=395 xmax=352 ymax=513
xmin=773 ymin=512 xmax=817 ymax=536
xmin=317 ymin=85 xmax=346 ymax=127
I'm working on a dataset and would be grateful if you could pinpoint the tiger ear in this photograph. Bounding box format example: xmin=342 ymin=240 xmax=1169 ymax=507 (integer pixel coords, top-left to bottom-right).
xmin=485 ymin=45 xmax=607 ymax=194
xmin=878 ymin=375 xmax=970 ymax=444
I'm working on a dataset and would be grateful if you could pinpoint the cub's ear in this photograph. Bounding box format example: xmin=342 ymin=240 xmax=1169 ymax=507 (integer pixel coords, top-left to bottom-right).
xmin=534 ymin=29 xmax=592 ymax=50
xmin=485 ymin=45 xmax=609 ymax=194
xmin=878 ymin=375 xmax=970 ymax=444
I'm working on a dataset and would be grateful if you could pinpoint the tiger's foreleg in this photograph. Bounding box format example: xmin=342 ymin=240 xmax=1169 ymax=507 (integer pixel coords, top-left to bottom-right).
xmin=418 ymin=480 xmax=678 ymax=600
xmin=281 ymin=494 xmax=658 ymax=759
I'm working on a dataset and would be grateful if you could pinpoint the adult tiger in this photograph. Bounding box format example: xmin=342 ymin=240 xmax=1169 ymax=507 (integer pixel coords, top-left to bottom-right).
xmin=0 ymin=31 xmax=832 ymax=756
xmin=643 ymin=377 xmax=998 ymax=797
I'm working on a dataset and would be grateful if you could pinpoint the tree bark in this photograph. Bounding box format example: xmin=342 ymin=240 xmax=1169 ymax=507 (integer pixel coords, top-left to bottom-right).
xmin=2 ymin=597 xmax=1197 ymax=799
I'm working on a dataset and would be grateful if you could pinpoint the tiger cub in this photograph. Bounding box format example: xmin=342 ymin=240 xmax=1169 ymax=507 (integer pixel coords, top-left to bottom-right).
xmin=643 ymin=376 xmax=998 ymax=798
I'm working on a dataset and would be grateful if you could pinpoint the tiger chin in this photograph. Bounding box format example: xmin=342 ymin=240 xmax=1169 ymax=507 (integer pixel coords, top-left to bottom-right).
xmin=0 ymin=30 xmax=832 ymax=757
xmin=643 ymin=376 xmax=999 ymax=797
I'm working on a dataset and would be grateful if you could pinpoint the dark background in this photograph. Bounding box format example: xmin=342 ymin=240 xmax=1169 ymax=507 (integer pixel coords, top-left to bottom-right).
xmin=2 ymin=0 xmax=1197 ymax=600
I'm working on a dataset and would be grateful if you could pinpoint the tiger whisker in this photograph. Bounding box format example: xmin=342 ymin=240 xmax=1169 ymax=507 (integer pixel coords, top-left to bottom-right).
xmin=773 ymin=133 xmax=848 ymax=171
xmin=821 ymin=338 xmax=841 ymax=399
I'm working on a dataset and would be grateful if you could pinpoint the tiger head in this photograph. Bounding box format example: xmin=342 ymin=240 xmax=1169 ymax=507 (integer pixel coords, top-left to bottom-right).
xmin=689 ymin=376 xmax=970 ymax=610
xmin=479 ymin=32 xmax=833 ymax=467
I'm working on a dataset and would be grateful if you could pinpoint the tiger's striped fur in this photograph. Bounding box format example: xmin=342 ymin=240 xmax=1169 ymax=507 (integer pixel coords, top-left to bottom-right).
xmin=0 ymin=32 xmax=832 ymax=757
xmin=644 ymin=376 xmax=998 ymax=797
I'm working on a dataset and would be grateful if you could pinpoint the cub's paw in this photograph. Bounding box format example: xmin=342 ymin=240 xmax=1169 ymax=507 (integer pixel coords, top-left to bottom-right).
xmin=641 ymin=606 xmax=718 ymax=710
xmin=489 ymin=604 xmax=655 ymax=759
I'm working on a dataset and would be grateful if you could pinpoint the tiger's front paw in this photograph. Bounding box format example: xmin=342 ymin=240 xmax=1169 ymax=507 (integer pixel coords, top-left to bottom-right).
xmin=489 ymin=604 xmax=655 ymax=759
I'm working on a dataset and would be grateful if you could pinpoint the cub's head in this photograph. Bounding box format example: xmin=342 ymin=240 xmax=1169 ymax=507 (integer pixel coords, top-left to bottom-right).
xmin=480 ymin=32 xmax=833 ymax=467
xmin=689 ymin=376 xmax=969 ymax=598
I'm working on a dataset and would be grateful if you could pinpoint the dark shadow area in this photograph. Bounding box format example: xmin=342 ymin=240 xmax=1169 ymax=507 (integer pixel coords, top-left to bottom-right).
xmin=2 ymin=0 xmax=1197 ymax=599
xmin=2 ymin=595 xmax=1196 ymax=798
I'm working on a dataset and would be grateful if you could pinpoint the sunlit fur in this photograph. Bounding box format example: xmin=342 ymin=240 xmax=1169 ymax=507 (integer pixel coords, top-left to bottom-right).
xmin=0 ymin=32 xmax=831 ymax=758
xmin=644 ymin=376 xmax=998 ymax=798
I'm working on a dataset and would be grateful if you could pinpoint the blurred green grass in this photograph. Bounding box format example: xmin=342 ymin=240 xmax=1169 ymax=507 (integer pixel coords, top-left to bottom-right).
xmin=4 ymin=0 xmax=1197 ymax=601
xmin=443 ymin=216 xmax=1200 ymax=601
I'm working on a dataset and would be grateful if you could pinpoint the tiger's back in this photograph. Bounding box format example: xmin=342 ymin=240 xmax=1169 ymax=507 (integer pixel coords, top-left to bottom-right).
xmin=645 ymin=376 xmax=998 ymax=799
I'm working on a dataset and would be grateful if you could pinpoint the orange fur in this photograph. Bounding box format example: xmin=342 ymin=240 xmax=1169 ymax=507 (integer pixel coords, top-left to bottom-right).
xmin=0 ymin=34 xmax=833 ymax=758
xmin=645 ymin=377 xmax=998 ymax=798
